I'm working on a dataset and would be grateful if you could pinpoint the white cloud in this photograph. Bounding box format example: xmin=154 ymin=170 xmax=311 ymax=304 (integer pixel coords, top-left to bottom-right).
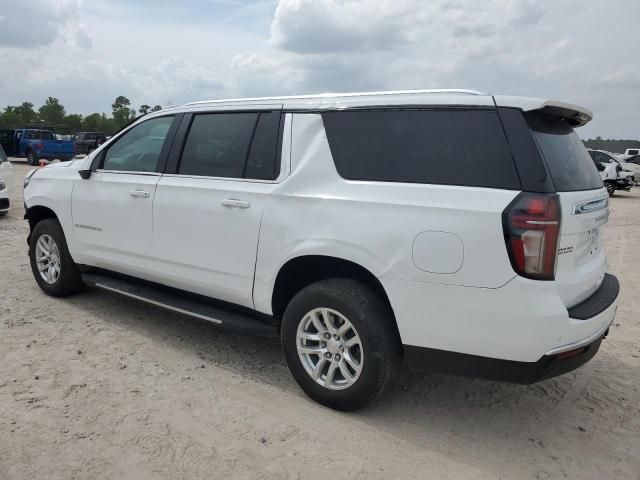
xmin=0 ymin=0 xmax=638 ymax=139
xmin=0 ymin=0 xmax=92 ymax=49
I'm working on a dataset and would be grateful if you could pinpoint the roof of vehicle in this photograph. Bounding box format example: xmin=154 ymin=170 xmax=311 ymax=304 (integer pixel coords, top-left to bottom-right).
xmin=160 ymin=89 xmax=593 ymax=127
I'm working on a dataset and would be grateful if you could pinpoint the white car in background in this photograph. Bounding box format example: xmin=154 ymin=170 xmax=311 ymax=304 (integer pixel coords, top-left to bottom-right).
xmin=623 ymin=148 xmax=640 ymax=158
xmin=618 ymin=156 xmax=640 ymax=184
xmin=589 ymin=149 xmax=636 ymax=195
xmin=0 ymin=144 xmax=12 ymax=215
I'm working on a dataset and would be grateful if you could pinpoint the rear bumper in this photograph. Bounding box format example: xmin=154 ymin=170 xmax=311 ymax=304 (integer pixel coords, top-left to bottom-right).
xmin=404 ymin=328 xmax=608 ymax=384
xmin=403 ymin=273 xmax=619 ymax=383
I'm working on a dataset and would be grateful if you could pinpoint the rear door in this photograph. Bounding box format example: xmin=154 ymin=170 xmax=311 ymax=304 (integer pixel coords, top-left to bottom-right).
xmin=526 ymin=113 xmax=609 ymax=307
xmin=152 ymin=109 xmax=283 ymax=308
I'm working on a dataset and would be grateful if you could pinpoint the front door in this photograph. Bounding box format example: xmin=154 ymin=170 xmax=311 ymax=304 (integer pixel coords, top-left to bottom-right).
xmin=72 ymin=115 xmax=176 ymax=277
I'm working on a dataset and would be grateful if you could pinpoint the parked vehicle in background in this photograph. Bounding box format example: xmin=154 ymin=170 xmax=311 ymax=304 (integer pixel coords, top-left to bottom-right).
xmin=0 ymin=145 xmax=11 ymax=215
xmin=623 ymin=148 xmax=640 ymax=157
xmin=591 ymin=156 xmax=619 ymax=196
xmin=621 ymin=155 xmax=640 ymax=184
xmin=23 ymin=90 xmax=619 ymax=410
xmin=0 ymin=127 xmax=76 ymax=165
xmin=625 ymin=154 xmax=640 ymax=166
xmin=73 ymin=132 xmax=107 ymax=155
xmin=589 ymin=149 xmax=635 ymax=195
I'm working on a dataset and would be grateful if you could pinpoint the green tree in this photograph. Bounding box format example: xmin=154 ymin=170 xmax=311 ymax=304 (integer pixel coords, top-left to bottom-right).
xmin=82 ymin=113 xmax=103 ymax=132
xmin=0 ymin=107 xmax=19 ymax=128
xmin=151 ymin=105 xmax=162 ymax=112
xmin=111 ymin=95 xmax=134 ymax=129
xmin=38 ymin=97 xmax=66 ymax=126
xmin=65 ymin=113 xmax=83 ymax=132
xmin=139 ymin=104 xmax=151 ymax=115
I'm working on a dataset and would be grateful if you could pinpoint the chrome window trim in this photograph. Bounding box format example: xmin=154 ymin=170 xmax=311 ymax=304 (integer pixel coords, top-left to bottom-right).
xmin=94 ymin=169 xmax=162 ymax=176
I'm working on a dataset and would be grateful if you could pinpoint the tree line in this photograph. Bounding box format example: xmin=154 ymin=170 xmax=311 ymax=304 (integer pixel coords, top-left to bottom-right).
xmin=582 ymin=137 xmax=640 ymax=154
xmin=0 ymin=96 xmax=163 ymax=135
xmin=1 ymin=98 xmax=638 ymax=151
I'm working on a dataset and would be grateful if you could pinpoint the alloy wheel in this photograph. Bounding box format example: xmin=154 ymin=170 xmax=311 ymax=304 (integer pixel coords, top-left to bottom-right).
xmin=296 ymin=307 xmax=363 ymax=390
xmin=35 ymin=234 xmax=61 ymax=284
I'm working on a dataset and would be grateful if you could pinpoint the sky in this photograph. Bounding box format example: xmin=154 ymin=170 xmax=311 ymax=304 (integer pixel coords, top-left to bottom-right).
xmin=0 ymin=0 xmax=638 ymax=139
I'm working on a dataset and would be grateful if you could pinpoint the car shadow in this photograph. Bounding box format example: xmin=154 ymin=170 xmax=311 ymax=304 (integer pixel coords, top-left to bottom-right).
xmin=63 ymin=286 xmax=632 ymax=474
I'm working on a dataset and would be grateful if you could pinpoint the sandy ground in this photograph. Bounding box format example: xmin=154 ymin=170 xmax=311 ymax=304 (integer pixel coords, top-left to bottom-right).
xmin=1 ymin=160 xmax=639 ymax=480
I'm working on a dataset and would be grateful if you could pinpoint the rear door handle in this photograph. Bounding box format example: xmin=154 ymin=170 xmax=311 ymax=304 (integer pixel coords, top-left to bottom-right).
xmin=221 ymin=198 xmax=250 ymax=209
xmin=130 ymin=189 xmax=150 ymax=198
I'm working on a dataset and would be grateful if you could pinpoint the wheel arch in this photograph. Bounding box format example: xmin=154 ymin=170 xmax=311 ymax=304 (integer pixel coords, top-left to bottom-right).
xmin=271 ymin=255 xmax=401 ymax=340
xmin=25 ymin=205 xmax=59 ymax=244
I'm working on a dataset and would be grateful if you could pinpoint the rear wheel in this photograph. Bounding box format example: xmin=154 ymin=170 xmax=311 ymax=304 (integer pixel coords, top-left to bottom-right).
xmin=27 ymin=150 xmax=37 ymax=166
xmin=29 ymin=219 xmax=84 ymax=297
xmin=281 ymin=278 xmax=400 ymax=411
xmin=605 ymin=181 xmax=615 ymax=197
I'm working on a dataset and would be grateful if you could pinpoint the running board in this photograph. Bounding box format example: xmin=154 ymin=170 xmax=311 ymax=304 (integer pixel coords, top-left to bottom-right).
xmin=81 ymin=272 xmax=278 ymax=337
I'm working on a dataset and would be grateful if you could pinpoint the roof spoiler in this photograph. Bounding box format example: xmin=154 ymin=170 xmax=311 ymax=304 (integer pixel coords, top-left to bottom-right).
xmin=493 ymin=96 xmax=593 ymax=127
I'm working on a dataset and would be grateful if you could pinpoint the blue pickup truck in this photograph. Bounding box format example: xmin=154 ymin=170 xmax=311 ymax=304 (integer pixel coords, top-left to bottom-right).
xmin=0 ymin=127 xmax=76 ymax=165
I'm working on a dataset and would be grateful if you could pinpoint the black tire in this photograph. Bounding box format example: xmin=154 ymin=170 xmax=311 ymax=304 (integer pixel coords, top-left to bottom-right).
xmin=281 ymin=278 xmax=401 ymax=411
xmin=29 ymin=218 xmax=84 ymax=297
xmin=27 ymin=150 xmax=37 ymax=166
xmin=605 ymin=181 xmax=615 ymax=197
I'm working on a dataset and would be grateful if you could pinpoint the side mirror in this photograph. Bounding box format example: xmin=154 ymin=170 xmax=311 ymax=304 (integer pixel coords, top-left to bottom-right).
xmin=79 ymin=150 xmax=102 ymax=179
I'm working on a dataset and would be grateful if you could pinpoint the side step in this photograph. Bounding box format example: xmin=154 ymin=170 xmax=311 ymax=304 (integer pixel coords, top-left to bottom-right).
xmin=81 ymin=272 xmax=279 ymax=338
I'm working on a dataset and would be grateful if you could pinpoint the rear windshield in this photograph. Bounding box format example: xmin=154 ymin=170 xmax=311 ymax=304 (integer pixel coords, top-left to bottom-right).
xmin=322 ymin=109 xmax=520 ymax=189
xmin=526 ymin=113 xmax=602 ymax=192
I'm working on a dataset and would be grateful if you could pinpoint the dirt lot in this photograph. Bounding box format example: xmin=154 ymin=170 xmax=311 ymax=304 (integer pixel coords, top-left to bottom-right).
xmin=1 ymin=161 xmax=639 ymax=479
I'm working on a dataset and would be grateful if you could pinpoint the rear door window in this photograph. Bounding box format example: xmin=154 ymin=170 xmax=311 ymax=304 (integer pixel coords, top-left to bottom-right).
xmin=526 ymin=113 xmax=602 ymax=191
xmin=321 ymin=109 xmax=520 ymax=189
xmin=177 ymin=111 xmax=282 ymax=180
xmin=178 ymin=113 xmax=258 ymax=178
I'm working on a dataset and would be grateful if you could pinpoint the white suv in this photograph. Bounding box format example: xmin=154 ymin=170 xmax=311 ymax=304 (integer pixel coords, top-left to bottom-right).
xmin=23 ymin=90 xmax=619 ymax=410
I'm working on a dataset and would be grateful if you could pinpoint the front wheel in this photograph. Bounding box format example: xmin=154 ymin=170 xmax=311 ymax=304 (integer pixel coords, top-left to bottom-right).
xmin=281 ymin=278 xmax=400 ymax=411
xmin=29 ymin=219 xmax=84 ymax=297
xmin=605 ymin=181 xmax=615 ymax=197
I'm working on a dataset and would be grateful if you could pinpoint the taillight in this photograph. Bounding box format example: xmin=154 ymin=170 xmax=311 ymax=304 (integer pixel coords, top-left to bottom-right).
xmin=503 ymin=192 xmax=561 ymax=280
xmin=36 ymin=143 xmax=44 ymax=151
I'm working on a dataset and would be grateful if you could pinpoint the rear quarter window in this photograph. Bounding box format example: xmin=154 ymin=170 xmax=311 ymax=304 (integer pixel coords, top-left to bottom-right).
xmin=526 ymin=112 xmax=602 ymax=192
xmin=321 ymin=109 xmax=521 ymax=189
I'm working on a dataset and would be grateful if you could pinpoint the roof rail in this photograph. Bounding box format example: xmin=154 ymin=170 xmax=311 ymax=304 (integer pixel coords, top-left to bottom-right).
xmin=184 ymin=89 xmax=487 ymax=107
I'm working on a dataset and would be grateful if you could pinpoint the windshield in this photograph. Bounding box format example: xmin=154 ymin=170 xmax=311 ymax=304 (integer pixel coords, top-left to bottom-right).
xmin=526 ymin=112 xmax=603 ymax=192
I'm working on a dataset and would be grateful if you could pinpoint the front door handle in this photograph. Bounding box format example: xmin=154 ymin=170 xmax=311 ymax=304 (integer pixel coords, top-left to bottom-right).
xmin=130 ymin=189 xmax=150 ymax=198
xmin=221 ymin=198 xmax=250 ymax=209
